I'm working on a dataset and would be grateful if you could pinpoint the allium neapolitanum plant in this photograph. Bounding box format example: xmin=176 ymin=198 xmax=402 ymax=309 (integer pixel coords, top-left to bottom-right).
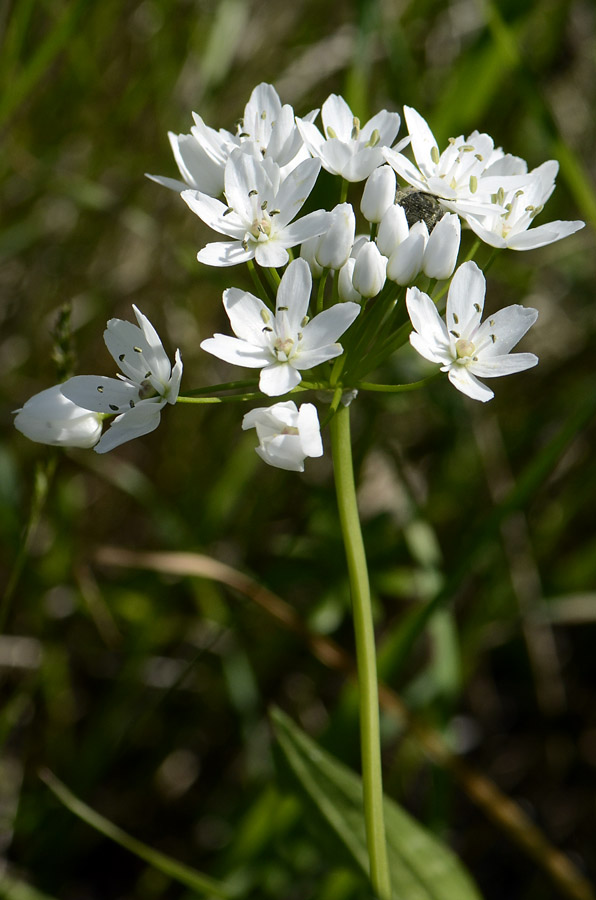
xmin=14 ymin=84 xmax=585 ymax=898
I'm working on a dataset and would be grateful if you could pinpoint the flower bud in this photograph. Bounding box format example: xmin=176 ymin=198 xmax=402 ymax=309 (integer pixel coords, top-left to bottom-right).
xmin=315 ymin=202 xmax=355 ymax=270
xmin=352 ymin=241 xmax=387 ymax=298
xmin=338 ymin=258 xmax=362 ymax=302
xmin=14 ymin=384 xmax=103 ymax=448
xmin=386 ymin=221 xmax=428 ymax=286
xmin=422 ymin=213 xmax=461 ymax=280
xmin=360 ymin=165 xmax=397 ymax=223
xmin=376 ymin=204 xmax=409 ymax=257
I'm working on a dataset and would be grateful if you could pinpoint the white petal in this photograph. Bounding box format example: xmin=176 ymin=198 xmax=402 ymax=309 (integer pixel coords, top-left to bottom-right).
xmin=168 ymin=132 xmax=224 ymax=195
xmin=274 ymin=157 xmax=321 ymax=226
xmin=383 ymin=147 xmax=428 ymax=192
xmin=422 ymin=213 xmax=460 ymax=280
xmin=14 ymin=385 xmax=102 ymax=448
xmin=403 ymin=106 xmax=440 ymax=178
xmin=297 ymin=403 xmax=323 ymax=457
xmin=406 ymin=287 xmax=450 ymax=358
xmin=281 ymin=209 xmax=331 ymax=246
xmin=342 ymin=148 xmax=385 ymax=182
xmin=293 ymin=343 xmax=344 ymax=369
xmin=470 ymin=352 xmax=539 ymax=378
xmin=474 ymin=304 xmax=538 ymax=356
xmin=445 ymin=261 xmax=486 ymax=338
xmin=506 ymin=220 xmax=585 ymax=250
xmin=321 ymin=94 xmax=354 ymax=141
xmin=259 ymin=362 xmax=302 ymax=396
xmin=360 ymin=109 xmax=401 ymax=148
xmin=197 ymin=241 xmax=254 ymax=266
xmin=254 ymin=241 xmax=290 ymax=268
xmin=300 ymin=301 xmax=360 ymax=351
xmin=200 ymin=334 xmax=269 ymax=368
xmin=60 ymin=375 xmax=139 ymax=414
xmin=181 ymin=190 xmax=243 ymax=237
xmin=447 ymin=366 xmax=494 ymax=402
xmin=275 ymin=258 xmax=312 ymax=331
xmin=94 ymin=403 xmax=163 ymax=454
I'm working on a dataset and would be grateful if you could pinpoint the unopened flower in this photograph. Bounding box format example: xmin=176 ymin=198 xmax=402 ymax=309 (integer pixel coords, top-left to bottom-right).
xmin=360 ymin=165 xmax=397 ymax=223
xmin=14 ymin=385 xmax=102 ymax=449
xmin=315 ymin=202 xmax=355 ymax=270
xmin=147 ymin=82 xmax=314 ymax=196
xmin=201 ymin=258 xmax=360 ymax=396
xmin=242 ymin=401 xmax=323 ymax=471
xmin=296 ymin=94 xmax=403 ymax=182
xmin=60 ymin=306 xmax=182 ymax=453
xmin=351 ymin=241 xmax=387 ymax=298
xmin=421 ymin=212 xmax=461 ymax=279
xmin=182 ymin=150 xmax=328 ymax=267
xmin=406 ymin=261 xmax=538 ymax=402
xmin=386 ymin=219 xmax=428 ymax=286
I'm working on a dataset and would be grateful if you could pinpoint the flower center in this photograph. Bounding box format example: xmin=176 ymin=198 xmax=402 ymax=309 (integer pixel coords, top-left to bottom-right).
xmin=454 ymin=338 xmax=476 ymax=364
xmin=249 ymin=212 xmax=272 ymax=241
xmin=273 ymin=336 xmax=295 ymax=360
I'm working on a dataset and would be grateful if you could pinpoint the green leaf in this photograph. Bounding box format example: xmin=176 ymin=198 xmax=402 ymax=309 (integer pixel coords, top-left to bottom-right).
xmin=271 ymin=707 xmax=483 ymax=900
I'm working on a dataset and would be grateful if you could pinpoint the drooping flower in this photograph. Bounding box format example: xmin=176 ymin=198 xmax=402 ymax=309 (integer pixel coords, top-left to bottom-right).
xmin=182 ymin=150 xmax=328 ymax=267
xmin=14 ymin=385 xmax=103 ymax=449
xmin=296 ymin=94 xmax=404 ymax=182
xmin=60 ymin=306 xmax=182 ymax=453
xmin=147 ymin=82 xmax=315 ymax=197
xmin=406 ymin=261 xmax=538 ymax=402
xmin=242 ymin=401 xmax=323 ymax=471
xmin=200 ymin=258 xmax=360 ymax=396
xmin=458 ymin=161 xmax=585 ymax=251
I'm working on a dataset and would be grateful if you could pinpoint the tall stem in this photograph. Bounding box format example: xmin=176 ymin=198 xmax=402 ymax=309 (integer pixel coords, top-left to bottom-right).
xmin=329 ymin=403 xmax=391 ymax=900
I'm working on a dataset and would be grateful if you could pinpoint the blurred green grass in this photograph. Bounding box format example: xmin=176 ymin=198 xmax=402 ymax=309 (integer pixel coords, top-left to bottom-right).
xmin=1 ymin=0 xmax=596 ymax=898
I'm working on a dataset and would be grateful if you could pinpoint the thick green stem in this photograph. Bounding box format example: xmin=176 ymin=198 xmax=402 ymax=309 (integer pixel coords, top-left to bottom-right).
xmin=330 ymin=404 xmax=391 ymax=900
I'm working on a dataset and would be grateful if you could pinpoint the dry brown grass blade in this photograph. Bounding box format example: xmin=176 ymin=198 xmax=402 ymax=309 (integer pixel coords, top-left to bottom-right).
xmin=94 ymin=545 xmax=594 ymax=900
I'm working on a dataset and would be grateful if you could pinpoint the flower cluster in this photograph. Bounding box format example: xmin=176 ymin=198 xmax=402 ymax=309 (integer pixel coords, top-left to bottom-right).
xmin=15 ymin=84 xmax=584 ymax=470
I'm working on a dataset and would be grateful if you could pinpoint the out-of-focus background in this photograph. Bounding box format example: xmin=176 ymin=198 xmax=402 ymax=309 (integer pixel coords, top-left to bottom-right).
xmin=1 ymin=1 xmax=596 ymax=898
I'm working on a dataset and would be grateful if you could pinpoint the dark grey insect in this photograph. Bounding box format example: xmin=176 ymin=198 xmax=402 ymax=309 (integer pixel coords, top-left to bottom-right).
xmin=395 ymin=186 xmax=445 ymax=232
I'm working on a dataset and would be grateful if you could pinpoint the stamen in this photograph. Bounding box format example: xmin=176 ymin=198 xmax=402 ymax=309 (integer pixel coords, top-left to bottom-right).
xmin=134 ymin=346 xmax=142 ymax=353
xmin=351 ymin=117 xmax=360 ymax=140
xmin=260 ymin=309 xmax=271 ymax=324
xmin=222 ymin=206 xmax=234 ymax=216
xmin=452 ymin=313 xmax=459 ymax=324
xmin=450 ymin=330 xmax=461 ymax=337
xmin=119 ymin=353 xmax=125 ymax=361
xmin=366 ymin=129 xmax=380 ymax=148
xmin=97 ymin=385 xmax=104 ymax=392
xmin=490 ymin=334 xmax=496 ymax=343
xmin=109 ymin=404 xmax=119 ymax=411
xmin=469 ymin=175 xmax=478 ymax=193
xmin=326 ymin=126 xmax=337 ymax=139
xmin=474 ymin=303 xmax=481 ymax=313
xmin=475 ymin=153 xmax=483 ymax=161
xmin=301 ymin=316 xmax=309 ymax=327
xmin=431 ymin=146 xmax=440 ymax=165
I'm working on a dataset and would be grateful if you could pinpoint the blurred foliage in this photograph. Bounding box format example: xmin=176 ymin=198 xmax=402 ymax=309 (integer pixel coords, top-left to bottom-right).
xmin=1 ymin=0 xmax=596 ymax=898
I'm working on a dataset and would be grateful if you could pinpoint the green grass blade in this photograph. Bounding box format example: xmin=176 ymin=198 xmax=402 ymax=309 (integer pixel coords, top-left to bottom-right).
xmin=39 ymin=769 xmax=242 ymax=898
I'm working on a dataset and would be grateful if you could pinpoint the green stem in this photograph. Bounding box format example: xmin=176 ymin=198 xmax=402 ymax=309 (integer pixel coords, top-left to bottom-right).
xmin=329 ymin=404 xmax=391 ymax=900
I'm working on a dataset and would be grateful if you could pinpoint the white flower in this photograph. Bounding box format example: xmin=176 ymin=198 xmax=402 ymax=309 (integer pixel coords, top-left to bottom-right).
xmin=200 ymin=258 xmax=360 ymax=396
xmin=338 ymin=257 xmax=362 ymax=303
xmin=60 ymin=306 xmax=182 ymax=453
xmin=384 ymin=106 xmax=525 ymax=211
xmin=296 ymin=94 xmax=404 ymax=182
xmin=182 ymin=150 xmax=328 ymax=267
xmin=242 ymin=401 xmax=323 ymax=471
xmin=382 ymin=205 xmax=461 ymax=285
xmin=459 ymin=161 xmax=585 ymax=251
xmin=360 ymin=165 xmax=397 ymax=223
xmin=147 ymin=83 xmax=314 ymax=197
xmin=14 ymin=385 xmax=103 ymax=448
xmin=406 ymin=261 xmax=538 ymax=402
